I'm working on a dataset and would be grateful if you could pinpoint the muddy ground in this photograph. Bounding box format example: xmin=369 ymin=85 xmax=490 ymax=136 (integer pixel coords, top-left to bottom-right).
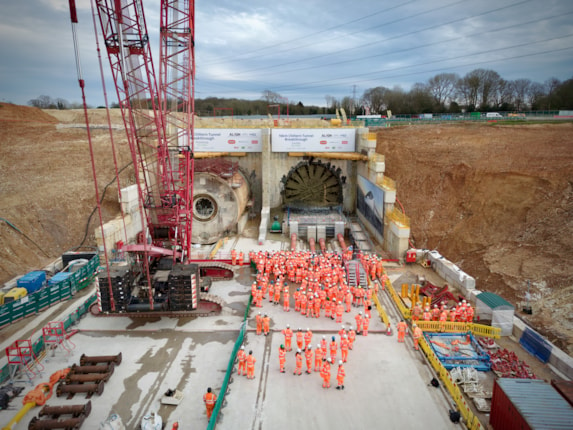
xmin=0 ymin=103 xmax=571 ymax=354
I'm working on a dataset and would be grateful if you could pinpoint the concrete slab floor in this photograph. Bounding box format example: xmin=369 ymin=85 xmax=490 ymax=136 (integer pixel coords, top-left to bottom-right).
xmin=0 ymin=264 xmax=459 ymax=430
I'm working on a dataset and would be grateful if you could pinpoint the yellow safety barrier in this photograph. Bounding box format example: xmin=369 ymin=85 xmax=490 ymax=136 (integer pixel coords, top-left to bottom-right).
xmin=415 ymin=321 xmax=501 ymax=339
xmin=418 ymin=336 xmax=484 ymax=429
xmin=372 ymin=293 xmax=390 ymax=326
xmin=386 ymin=279 xmax=411 ymax=319
xmin=467 ymin=323 xmax=501 ymax=339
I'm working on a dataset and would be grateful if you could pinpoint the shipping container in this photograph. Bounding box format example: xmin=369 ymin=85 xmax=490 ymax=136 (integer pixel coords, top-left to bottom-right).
xmin=17 ymin=270 xmax=46 ymax=293
xmin=552 ymin=380 xmax=573 ymax=407
xmin=490 ymin=378 xmax=573 ymax=429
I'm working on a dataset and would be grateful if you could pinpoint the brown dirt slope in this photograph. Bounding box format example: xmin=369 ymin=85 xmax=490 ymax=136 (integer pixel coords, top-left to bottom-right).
xmin=0 ymin=104 xmax=131 ymax=283
xmin=377 ymin=122 xmax=573 ymax=354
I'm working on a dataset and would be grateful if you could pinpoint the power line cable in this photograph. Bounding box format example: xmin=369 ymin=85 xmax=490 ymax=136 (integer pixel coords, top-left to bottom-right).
xmin=203 ymin=0 xmax=529 ymax=77
xmin=201 ymin=0 xmax=420 ymax=65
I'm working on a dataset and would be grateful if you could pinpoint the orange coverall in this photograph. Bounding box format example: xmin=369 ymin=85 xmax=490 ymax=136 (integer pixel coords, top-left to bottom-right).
xmin=314 ymin=347 xmax=323 ymax=371
xmin=337 ymin=364 xmax=345 ymax=388
xmin=203 ymin=391 xmax=217 ymax=419
xmin=279 ymin=347 xmax=286 ymax=373
xmin=237 ymin=349 xmax=246 ymax=376
xmin=282 ymin=327 xmax=293 ymax=351
xmin=255 ymin=314 xmax=262 ymax=335
xmin=246 ymin=354 xmax=256 ymax=379
xmin=397 ymin=321 xmax=407 ymax=342
xmin=413 ymin=326 xmax=423 ymax=350
xmin=294 ymin=352 xmax=302 ymax=375
xmin=321 ymin=361 xmax=331 ymax=388
xmin=305 ymin=348 xmax=313 ymax=373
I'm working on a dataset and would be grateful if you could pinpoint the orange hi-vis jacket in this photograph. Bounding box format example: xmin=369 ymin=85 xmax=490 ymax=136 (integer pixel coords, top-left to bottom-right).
xmin=204 ymin=391 xmax=216 ymax=406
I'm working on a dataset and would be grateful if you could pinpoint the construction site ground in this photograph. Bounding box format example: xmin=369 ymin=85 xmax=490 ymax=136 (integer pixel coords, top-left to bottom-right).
xmin=0 ymin=102 xmax=572 ymax=355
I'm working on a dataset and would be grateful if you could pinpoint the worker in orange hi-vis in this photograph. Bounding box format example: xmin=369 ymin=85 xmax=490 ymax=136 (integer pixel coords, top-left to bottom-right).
xmin=256 ymin=287 xmax=263 ymax=308
xmin=450 ymin=305 xmax=457 ymax=322
xmin=338 ymin=325 xmax=346 ymax=340
xmin=313 ymin=294 xmax=321 ymax=318
xmin=304 ymin=328 xmax=313 ymax=349
xmin=336 ymin=361 xmax=346 ymax=390
xmin=300 ymin=292 xmax=307 ymax=315
xmin=283 ymin=284 xmax=290 ymax=312
xmin=268 ymin=281 xmax=275 ymax=303
xmin=305 ymin=345 xmax=313 ymax=374
xmin=324 ymin=297 xmax=332 ymax=319
xmin=432 ymin=304 xmax=440 ymax=321
xmin=282 ymin=325 xmax=293 ymax=351
xmin=231 ymin=249 xmax=237 ymax=266
xmin=238 ymin=251 xmax=244 ymax=266
xmin=320 ymin=335 xmax=328 ymax=357
xmin=397 ymin=320 xmax=408 ymax=343
xmin=362 ymin=314 xmax=370 ymax=336
xmin=340 ymin=335 xmax=349 ymax=363
xmin=335 ymin=301 xmax=344 ymax=323
xmin=345 ymin=290 xmax=353 ymax=313
xmin=355 ymin=311 xmax=363 ymax=335
xmin=278 ymin=344 xmax=286 ymax=373
xmin=289 ymin=326 xmax=301 ymax=348
xmin=321 ymin=358 xmax=332 ymax=388
xmin=255 ymin=312 xmax=263 ymax=335
xmin=466 ymin=304 xmax=474 ymax=322
xmin=263 ymin=314 xmax=271 ymax=336
xmin=423 ymin=306 xmax=432 ymax=322
xmin=294 ymin=349 xmax=303 ymax=375
xmin=237 ymin=345 xmax=247 ymax=376
xmin=364 ymin=298 xmax=372 ymax=319
xmin=329 ymin=336 xmax=338 ymax=363
xmin=412 ymin=324 xmax=423 ymax=350
xmin=412 ymin=303 xmax=422 ymax=322
xmin=274 ymin=281 xmax=281 ymax=305
xmin=439 ymin=309 xmax=448 ymax=332
xmin=314 ymin=343 xmax=323 ymax=371
xmin=347 ymin=327 xmax=356 ymax=350
xmin=246 ymin=350 xmax=256 ymax=379
xmin=203 ymin=387 xmax=217 ymax=420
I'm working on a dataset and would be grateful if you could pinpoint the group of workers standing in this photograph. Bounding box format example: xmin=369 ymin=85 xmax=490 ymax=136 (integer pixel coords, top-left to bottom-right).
xmin=243 ymin=249 xmax=386 ymax=391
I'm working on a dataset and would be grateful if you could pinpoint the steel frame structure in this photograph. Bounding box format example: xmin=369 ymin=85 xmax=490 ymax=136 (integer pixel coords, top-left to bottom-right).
xmin=92 ymin=0 xmax=196 ymax=308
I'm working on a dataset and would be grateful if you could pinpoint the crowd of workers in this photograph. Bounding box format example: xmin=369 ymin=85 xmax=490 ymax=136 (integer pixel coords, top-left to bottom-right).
xmin=203 ymin=247 xmax=475 ymax=419
xmin=239 ymin=249 xmax=385 ymax=391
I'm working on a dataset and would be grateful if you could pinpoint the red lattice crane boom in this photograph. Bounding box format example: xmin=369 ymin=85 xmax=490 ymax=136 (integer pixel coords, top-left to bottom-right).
xmin=89 ymin=0 xmax=195 ymax=309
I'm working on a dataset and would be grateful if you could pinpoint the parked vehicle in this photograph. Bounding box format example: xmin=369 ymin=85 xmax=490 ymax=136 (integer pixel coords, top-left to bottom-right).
xmin=486 ymin=112 xmax=503 ymax=119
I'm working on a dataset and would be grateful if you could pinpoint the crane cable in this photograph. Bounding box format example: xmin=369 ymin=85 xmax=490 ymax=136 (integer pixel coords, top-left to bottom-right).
xmin=0 ymin=217 xmax=49 ymax=257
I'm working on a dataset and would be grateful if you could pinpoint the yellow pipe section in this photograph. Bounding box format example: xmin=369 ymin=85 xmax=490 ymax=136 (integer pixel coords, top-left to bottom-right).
xmin=194 ymin=152 xmax=247 ymax=158
xmin=3 ymin=402 xmax=36 ymax=430
xmin=209 ymin=239 xmax=224 ymax=259
xmin=288 ymin=152 xmax=368 ymax=161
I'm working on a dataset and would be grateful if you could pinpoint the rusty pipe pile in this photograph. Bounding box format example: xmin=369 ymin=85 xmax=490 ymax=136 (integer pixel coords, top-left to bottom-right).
xmin=29 ymin=401 xmax=91 ymax=430
xmin=56 ymin=353 xmax=121 ymax=400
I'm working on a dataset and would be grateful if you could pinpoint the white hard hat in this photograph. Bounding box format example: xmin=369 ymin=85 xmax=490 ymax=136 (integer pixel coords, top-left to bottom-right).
xmin=317 ymin=344 xmax=321 ymax=348
xmin=297 ymin=349 xmax=301 ymax=353
xmin=339 ymin=360 xmax=343 ymax=365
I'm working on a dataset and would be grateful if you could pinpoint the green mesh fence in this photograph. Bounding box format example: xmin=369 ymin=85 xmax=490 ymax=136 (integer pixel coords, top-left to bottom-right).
xmin=207 ymin=293 xmax=253 ymax=429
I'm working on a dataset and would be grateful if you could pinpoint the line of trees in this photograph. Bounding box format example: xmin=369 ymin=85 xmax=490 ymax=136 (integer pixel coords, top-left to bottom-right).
xmin=27 ymin=69 xmax=572 ymax=116
xmin=27 ymin=95 xmax=84 ymax=110
xmin=357 ymin=69 xmax=573 ymax=115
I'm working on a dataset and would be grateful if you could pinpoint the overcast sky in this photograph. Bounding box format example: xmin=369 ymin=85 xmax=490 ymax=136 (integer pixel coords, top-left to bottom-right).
xmin=1 ymin=0 xmax=572 ymax=108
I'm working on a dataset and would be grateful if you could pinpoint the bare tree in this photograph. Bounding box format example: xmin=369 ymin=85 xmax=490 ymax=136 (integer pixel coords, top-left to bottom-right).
xmin=479 ymin=69 xmax=502 ymax=110
xmin=427 ymin=73 xmax=459 ymax=109
xmin=361 ymin=86 xmax=389 ymax=114
xmin=261 ymin=90 xmax=282 ymax=104
xmin=457 ymin=72 xmax=481 ymax=110
xmin=528 ymin=82 xmax=546 ymax=110
xmin=510 ymin=79 xmax=531 ymax=111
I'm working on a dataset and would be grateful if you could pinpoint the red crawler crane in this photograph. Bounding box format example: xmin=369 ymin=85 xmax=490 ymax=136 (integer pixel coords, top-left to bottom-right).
xmin=69 ymin=0 xmax=196 ymax=311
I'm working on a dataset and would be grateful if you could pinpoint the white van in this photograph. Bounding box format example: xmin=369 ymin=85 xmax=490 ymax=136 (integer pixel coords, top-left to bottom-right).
xmin=486 ymin=112 xmax=503 ymax=119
